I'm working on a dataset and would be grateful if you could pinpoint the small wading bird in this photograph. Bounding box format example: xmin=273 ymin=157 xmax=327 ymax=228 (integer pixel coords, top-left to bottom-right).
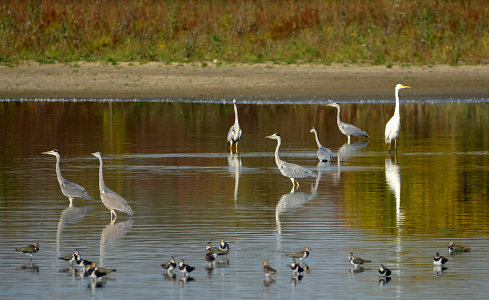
xmin=448 ymin=241 xmax=471 ymax=254
xmin=433 ymin=252 xmax=448 ymax=266
xmin=178 ymin=259 xmax=195 ymax=277
xmin=266 ymin=133 xmax=317 ymax=190
xmin=348 ymin=253 xmax=371 ymax=267
xmin=42 ymin=149 xmax=92 ymax=206
xmin=205 ymin=249 xmax=216 ymax=262
xmin=263 ymin=260 xmax=276 ymax=277
xmin=206 ymin=242 xmax=228 ymax=255
xmin=384 ymin=84 xmax=411 ymax=153
xmin=378 ymin=264 xmax=391 ymax=277
xmin=219 ymin=239 xmax=230 ymax=252
xmin=326 ymin=103 xmax=369 ymax=144
xmin=287 ymin=247 xmax=311 ymax=262
xmin=290 ymin=259 xmax=304 ymax=275
xmin=310 ymin=127 xmax=333 ymax=162
xmin=227 ymin=99 xmax=242 ymax=154
xmin=86 ymin=262 xmax=116 ymax=281
xmin=91 ymin=152 xmax=134 ymax=223
xmin=58 ymin=249 xmax=79 ymax=266
xmin=161 ymin=257 xmax=177 ymax=273
xmin=15 ymin=242 xmax=39 ymax=260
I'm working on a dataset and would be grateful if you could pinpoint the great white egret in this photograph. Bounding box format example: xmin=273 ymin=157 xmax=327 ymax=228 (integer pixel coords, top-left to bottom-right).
xmin=384 ymin=84 xmax=411 ymax=152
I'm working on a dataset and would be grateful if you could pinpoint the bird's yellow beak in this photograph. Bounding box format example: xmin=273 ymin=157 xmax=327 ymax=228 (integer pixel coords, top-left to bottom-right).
xmin=42 ymin=150 xmax=53 ymax=155
xmin=265 ymin=135 xmax=272 ymax=139
xmin=402 ymin=85 xmax=411 ymax=89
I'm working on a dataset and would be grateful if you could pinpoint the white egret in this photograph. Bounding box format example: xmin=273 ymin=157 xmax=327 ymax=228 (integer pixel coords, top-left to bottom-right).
xmin=384 ymin=84 xmax=411 ymax=152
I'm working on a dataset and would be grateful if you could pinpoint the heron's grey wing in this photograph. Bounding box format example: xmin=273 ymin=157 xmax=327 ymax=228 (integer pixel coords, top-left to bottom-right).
xmin=227 ymin=125 xmax=235 ymax=143
xmin=317 ymin=147 xmax=333 ymax=161
xmin=281 ymin=162 xmax=317 ymax=179
xmin=60 ymin=180 xmax=92 ymax=200
xmin=101 ymin=188 xmax=134 ymax=216
xmin=340 ymin=123 xmax=369 ymax=138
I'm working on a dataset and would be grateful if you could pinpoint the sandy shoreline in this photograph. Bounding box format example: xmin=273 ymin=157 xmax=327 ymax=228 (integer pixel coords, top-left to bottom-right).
xmin=1 ymin=62 xmax=488 ymax=101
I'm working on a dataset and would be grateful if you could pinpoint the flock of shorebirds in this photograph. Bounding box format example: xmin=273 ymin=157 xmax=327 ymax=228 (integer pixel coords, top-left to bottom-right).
xmin=13 ymin=83 xmax=472 ymax=287
xmin=15 ymin=240 xmax=471 ymax=284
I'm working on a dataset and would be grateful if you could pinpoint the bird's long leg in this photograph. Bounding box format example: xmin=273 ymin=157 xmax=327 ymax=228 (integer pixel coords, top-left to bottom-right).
xmin=69 ymin=198 xmax=74 ymax=207
xmin=347 ymin=135 xmax=351 ymax=144
xmin=290 ymin=178 xmax=295 ymax=190
xmin=229 ymin=142 xmax=233 ymax=153
xmin=388 ymin=141 xmax=391 ymax=153
xmin=395 ymin=139 xmax=398 ymax=151
xmin=235 ymin=142 xmax=239 ymax=153
xmin=296 ymin=180 xmax=300 ymax=189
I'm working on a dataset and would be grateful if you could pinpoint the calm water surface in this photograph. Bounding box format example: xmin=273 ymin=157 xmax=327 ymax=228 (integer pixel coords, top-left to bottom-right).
xmin=0 ymin=100 xmax=488 ymax=299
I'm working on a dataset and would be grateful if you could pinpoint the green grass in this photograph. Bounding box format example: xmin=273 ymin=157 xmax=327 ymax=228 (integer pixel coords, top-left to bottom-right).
xmin=1 ymin=0 xmax=488 ymax=65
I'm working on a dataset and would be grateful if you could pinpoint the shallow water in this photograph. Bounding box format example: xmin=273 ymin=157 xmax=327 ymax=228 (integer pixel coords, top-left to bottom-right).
xmin=1 ymin=100 xmax=488 ymax=299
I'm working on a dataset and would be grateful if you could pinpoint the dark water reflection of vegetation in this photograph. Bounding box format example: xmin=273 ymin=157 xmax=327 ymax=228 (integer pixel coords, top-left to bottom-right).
xmin=1 ymin=101 xmax=489 ymax=298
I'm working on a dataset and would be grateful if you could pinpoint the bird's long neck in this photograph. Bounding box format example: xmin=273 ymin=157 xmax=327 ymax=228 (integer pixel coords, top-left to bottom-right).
xmin=335 ymin=106 xmax=342 ymax=126
xmin=274 ymin=138 xmax=283 ymax=167
xmin=312 ymin=130 xmax=322 ymax=148
xmin=394 ymin=88 xmax=400 ymax=117
xmin=233 ymin=103 xmax=239 ymax=124
xmin=97 ymin=157 xmax=106 ymax=193
xmin=54 ymin=154 xmax=65 ymax=185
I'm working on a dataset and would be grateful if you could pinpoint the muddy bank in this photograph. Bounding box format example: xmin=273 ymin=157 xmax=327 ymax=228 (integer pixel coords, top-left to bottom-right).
xmin=1 ymin=62 xmax=488 ymax=101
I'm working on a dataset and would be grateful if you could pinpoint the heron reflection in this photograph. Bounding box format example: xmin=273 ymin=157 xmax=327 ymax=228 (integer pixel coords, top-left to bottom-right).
xmin=56 ymin=205 xmax=91 ymax=259
xmin=335 ymin=141 xmax=369 ymax=181
xmin=227 ymin=152 xmax=242 ymax=203
xmin=99 ymin=219 xmax=134 ymax=267
xmin=275 ymin=171 xmax=320 ymax=235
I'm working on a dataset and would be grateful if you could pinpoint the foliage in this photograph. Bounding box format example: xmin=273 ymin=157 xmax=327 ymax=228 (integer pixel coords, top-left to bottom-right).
xmin=0 ymin=0 xmax=488 ymax=65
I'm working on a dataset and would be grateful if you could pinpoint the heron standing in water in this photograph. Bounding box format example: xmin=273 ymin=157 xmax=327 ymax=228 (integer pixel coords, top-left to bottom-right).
xmin=385 ymin=84 xmax=411 ymax=153
xmin=227 ymin=99 xmax=242 ymax=153
xmin=326 ymin=102 xmax=369 ymax=144
xmin=91 ymin=152 xmax=134 ymax=222
xmin=42 ymin=149 xmax=92 ymax=206
xmin=266 ymin=133 xmax=317 ymax=190
xmin=309 ymin=127 xmax=333 ymax=162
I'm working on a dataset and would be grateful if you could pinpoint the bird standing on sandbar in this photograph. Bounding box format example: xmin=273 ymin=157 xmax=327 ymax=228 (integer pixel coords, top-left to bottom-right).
xmin=42 ymin=149 xmax=92 ymax=206
xmin=15 ymin=242 xmax=39 ymax=261
xmin=91 ymin=152 xmax=134 ymax=223
xmin=227 ymin=99 xmax=242 ymax=154
xmin=266 ymin=133 xmax=317 ymax=190
xmin=310 ymin=127 xmax=333 ymax=162
xmin=384 ymin=84 xmax=411 ymax=153
xmin=326 ymin=103 xmax=369 ymax=144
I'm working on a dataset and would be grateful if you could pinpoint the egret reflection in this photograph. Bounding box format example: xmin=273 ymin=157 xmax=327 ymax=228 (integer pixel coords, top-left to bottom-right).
xmin=99 ymin=219 xmax=134 ymax=266
xmin=385 ymin=157 xmax=403 ymax=227
xmin=227 ymin=153 xmax=242 ymax=202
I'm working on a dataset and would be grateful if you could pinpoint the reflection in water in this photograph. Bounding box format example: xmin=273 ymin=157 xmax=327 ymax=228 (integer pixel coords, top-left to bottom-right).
xmin=336 ymin=142 xmax=369 ymax=181
xmin=56 ymin=205 xmax=91 ymax=258
xmin=99 ymin=219 xmax=134 ymax=267
xmin=163 ymin=273 xmax=177 ymax=282
xmin=264 ymin=278 xmax=276 ymax=292
xmin=433 ymin=265 xmax=447 ymax=275
xmin=18 ymin=262 xmax=40 ymax=272
xmin=385 ymin=157 xmax=402 ymax=228
xmin=275 ymin=171 xmax=320 ymax=235
xmin=379 ymin=277 xmax=392 ymax=286
xmin=227 ymin=153 xmax=242 ymax=202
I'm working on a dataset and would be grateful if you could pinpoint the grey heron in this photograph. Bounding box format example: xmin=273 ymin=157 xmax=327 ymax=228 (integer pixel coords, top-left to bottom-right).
xmin=42 ymin=149 xmax=92 ymax=206
xmin=309 ymin=127 xmax=333 ymax=161
xmin=265 ymin=133 xmax=317 ymax=189
xmin=384 ymin=84 xmax=411 ymax=152
xmin=326 ymin=103 xmax=369 ymax=144
xmin=227 ymin=99 xmax=242 ymax=153
xmin=91 ymin=152 xmax=134 ymax=222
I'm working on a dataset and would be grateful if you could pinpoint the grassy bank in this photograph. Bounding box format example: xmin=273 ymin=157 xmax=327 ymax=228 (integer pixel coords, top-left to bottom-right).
xmin=1 ymin=0 xmax=488 ymax=65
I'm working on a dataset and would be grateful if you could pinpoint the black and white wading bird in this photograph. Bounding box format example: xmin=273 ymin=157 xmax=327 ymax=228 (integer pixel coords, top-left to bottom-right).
xmin=178 ymin=259 xmax=195 ymax=277
xmin=326 ymin=103 xmax=369 ymax=144
xmin=287 ymin=247 xmax=311 ymax=262
xmin=348 ymin=253 xmax=371 ymax=267
xmin=86 ymin=262 xmax=116 ymax=281
xmin=433 ymin=253 xmax=448 ymax=266
xmin=448 ymin=241 xmax=471 ymax=254
xmin=227 ymin=99 xmax=242 ymax=154
xmin=290 ymin=259 xmax=304 ymax=275
xmin=266 ymin=133 xmax=317 ymax=190
xmin=161 ymin=257 xmax=177 ymax=273
xmin=91 ymin=152 xmax=134 ymax=223
xmin=15 ymin=242 xmax=39 ymax=261
xmin=42 ymin=149 xmax=92 ymax=206
xmin=378 ymin=264 xmax=391 ymax=277
xmin=384 ymin=84 xmax=411 ymax=153
xmin=219 ymin=239 xmax=230 ymax=252
xmin=310 ymin=127 xmax=333 ymax=162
